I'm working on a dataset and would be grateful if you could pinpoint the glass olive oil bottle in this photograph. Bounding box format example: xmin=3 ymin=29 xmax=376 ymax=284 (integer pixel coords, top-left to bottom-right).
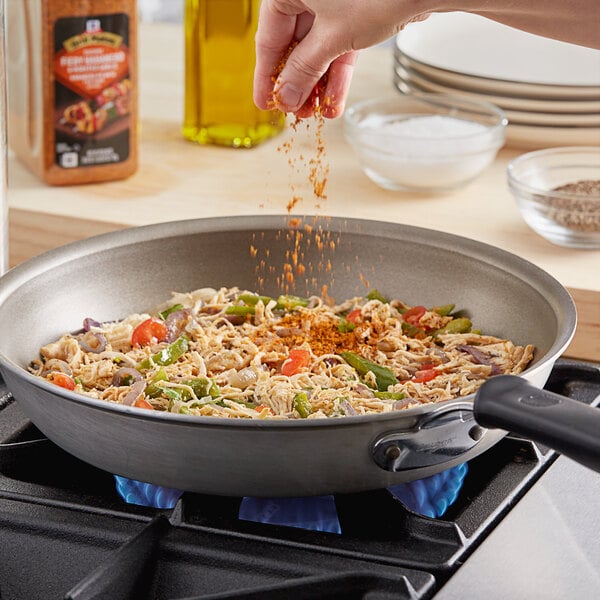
xmin=183 ymin=0 xmax=284 ymax=148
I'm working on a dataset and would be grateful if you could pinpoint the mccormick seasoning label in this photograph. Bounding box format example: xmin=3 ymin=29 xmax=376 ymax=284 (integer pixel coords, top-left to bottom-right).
xmin=53 ymin=14 xmax=131 ymax=169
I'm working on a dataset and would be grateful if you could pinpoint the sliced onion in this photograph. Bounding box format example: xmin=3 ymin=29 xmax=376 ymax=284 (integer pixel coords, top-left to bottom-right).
xmin=341 ymin=399 xmax=358 ymax=416
xmin=323 ymin=357 xmax=340 ymax=368
xmin=427 ymin=347 xmax=449 ymax=363
xmin=458 ymin=345 xmax=502 ymax=375
xmin=112 ymin=367 xmax=143 ymax=387
xmin=78 ymin=331 xmax=107 ymax=353
xmin=219 ymin=314 xmax=245 ymax=327
xmin=165 ymin=309 xmax=192 ymax=341
xmin=228 ymin=367 xmax=258 ymax=390
xmin=83 ymin=318 xmax=102 ymax=331
xmin=355 ymin=383 xmax=374 ymax=398
xmin=307 ymin=297 xmax=320 ymax=309
xmin=41 ymin=359 xmax=72 ymax=377
xmin=122 ymin=380 xmax=146 ymax=406
xmin=393 ymin=398 xmax=413 ymax=410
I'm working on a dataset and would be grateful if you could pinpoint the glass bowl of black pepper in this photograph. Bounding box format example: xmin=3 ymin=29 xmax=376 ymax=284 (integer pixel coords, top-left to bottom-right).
xmin=508 ymin=146 xmax=600 ymax=249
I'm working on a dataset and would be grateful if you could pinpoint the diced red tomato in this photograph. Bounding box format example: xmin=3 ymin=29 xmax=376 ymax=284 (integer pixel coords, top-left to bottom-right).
xmin=281 ymin=349 xmax=311 ymax=376
xmin=255 ymin=404 xmax=273 ymax=415
xmin=403 ymin=305 xmax=427 ymax=326
xmin=411 ymin=368 xmax=438 ymax=384
xmin=131 ymin=318 xmax=168 ymax=347
xmin=347 ymin=308 xmax=362 ymax=324
xmin=47 ymin=372 xmax=76 ymax=391
xmin=134 ymin=396 xmax=154 ymax=410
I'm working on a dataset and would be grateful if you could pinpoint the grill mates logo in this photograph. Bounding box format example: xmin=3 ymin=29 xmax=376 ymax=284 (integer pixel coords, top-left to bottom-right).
xmin=62 ymin=31 xmax=123 ymax=52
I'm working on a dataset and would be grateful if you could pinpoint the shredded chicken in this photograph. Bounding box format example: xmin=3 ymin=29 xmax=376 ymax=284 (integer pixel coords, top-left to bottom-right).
xmin=28 ymin=287 xmax=535 ymax=419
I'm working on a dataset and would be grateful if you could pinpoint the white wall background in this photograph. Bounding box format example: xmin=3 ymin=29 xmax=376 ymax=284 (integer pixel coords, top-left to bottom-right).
xmin=138 ymin=0 xmax=183 ymax=23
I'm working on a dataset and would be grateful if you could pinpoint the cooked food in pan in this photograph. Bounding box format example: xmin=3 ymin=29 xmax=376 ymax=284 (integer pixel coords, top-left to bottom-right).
xmin=28 ymin=287 xmax=534 ymax=419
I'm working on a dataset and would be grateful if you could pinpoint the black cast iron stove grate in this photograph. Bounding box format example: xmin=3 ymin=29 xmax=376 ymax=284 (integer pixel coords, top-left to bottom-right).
xmin=0 ymin=360 xmax=599 ymax=600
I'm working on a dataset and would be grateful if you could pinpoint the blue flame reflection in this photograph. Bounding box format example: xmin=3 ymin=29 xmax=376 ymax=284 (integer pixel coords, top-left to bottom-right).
xmin=388 ymin=463 xmax=468 ymax=518
xmin=114 ymin=475 xmax=183 ymax=509
xmin=239 ymin=495 xmax=342 ymax=533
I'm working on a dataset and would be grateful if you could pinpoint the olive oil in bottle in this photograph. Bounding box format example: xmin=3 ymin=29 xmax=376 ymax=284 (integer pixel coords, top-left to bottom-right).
xmin=183 ymin=0 xmax=284 ymax=148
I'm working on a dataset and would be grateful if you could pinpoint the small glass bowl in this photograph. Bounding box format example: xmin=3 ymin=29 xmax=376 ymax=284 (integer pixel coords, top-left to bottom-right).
xmin=343 ymin=93 xmax=507 ymax=192
xmin=507 ymin=147 xmax=600 ymax=249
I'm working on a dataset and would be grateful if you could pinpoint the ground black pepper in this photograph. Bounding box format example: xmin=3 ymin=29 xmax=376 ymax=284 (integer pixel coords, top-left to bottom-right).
xmin=546 ymin=179 xmax=600 ymax=232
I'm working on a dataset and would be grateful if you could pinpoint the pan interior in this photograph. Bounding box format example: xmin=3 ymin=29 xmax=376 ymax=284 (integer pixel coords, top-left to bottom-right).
xmin=0 ymin=216 xmax=573 ymax=374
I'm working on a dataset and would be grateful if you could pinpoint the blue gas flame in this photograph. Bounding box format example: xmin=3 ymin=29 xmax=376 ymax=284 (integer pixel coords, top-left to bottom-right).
xmin=114 ymin=463 xmax=468 ymax=529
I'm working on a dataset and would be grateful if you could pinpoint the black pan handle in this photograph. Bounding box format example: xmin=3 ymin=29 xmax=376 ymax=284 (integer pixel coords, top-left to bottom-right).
xmin=474 ymin=375 xmax=600 ymax=473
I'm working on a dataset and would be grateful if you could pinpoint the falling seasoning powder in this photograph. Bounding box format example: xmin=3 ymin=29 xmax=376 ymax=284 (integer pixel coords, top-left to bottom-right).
xmin=355 ymin=114 xmax=500 ymax=190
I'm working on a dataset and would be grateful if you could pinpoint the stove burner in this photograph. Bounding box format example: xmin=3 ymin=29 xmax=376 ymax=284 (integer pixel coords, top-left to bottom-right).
xmin=113 ymin=462 xmax=468 ymax=531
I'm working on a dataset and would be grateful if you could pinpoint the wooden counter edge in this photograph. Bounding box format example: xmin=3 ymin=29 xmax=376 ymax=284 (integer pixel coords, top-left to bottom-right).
xmin=8 ymin=208 xmax=599 ymax=363
xmin=565 ymin=288 xmax=600 ymax=363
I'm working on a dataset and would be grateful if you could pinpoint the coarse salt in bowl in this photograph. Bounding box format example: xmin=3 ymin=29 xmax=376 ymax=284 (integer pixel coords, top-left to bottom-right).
xmin=344 ymin=93 xmax=507 ymax=192
xmin=507 ymin=146 xmax=600 ymax=249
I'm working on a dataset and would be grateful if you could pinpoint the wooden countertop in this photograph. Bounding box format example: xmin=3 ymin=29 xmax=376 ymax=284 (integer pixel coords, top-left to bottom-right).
xmin=7 ymin=23 xmax=600 ymax=361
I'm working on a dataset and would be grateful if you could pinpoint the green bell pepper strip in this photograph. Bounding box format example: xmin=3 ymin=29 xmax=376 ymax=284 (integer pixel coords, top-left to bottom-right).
xmin=225 ymin=305 xmax=256 ymax=316
xmin=150 ymin=377 xmax=220 ymax=402
xmin=374 ymin=391 xmax=405 ymax=400
xmin=183 ymin=377 xmax=220 ymax=399
xmin=238 ymin=293 xmax=273 ymax=306
xmin=161 ymin=387 xmax=184 ymax=402
xmin=238 ymin=293 xmax=310 ymax=311
xmin=145 ymin=368 xmax=168 ymax=398
xmin=339 ymin=352 xmax=399 ymax=392
xmin=137 ymin=336 xmax=189 ymax=371
xmin=337 ymin=317 xmax=356 ymax=333
xmin=432 ymin=303 xmax=455 ymax=316
xmin=401 ymin=321 xmax=426 ymax=338
xmin=366 ymin=289 xmax=388 ymax=303
xmin=275 ymin=295 xmax=310 ymax=310
xmin=432 ymin=317 xmax=472 ymax=337
xmin=293 ymin=391 xmax=313 ymax=418
xmin=159 ymin=303 xmax=184 ymax=320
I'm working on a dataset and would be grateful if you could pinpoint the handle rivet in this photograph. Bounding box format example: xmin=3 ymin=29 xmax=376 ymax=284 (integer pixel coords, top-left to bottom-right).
xmin=385 ymin=445 xmax=401 ymax=460
xmin=469 ymin=425 xmax=485 ymax=441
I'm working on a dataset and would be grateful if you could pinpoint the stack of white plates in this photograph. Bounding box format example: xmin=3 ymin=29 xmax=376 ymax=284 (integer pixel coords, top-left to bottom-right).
xmin=394 ymin=13 xmax=600 ymax=149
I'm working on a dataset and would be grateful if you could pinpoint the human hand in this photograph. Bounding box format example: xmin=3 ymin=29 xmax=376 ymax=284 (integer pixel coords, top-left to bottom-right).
xmin=253 ymin=0 xmax=432 ymax=118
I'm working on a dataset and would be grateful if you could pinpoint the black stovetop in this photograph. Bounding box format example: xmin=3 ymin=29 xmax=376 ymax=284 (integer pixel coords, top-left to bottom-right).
xmin=1 ymin=360 xmax=599 ymax=600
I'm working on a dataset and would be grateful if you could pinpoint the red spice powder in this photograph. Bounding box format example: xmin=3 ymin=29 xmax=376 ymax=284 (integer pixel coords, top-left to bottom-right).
xmin=252 ymin=45 xmax=341 ymax=295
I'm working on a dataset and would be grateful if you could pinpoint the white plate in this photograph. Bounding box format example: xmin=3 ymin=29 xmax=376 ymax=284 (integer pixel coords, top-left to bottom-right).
xmin=394 ymin=80 xmax=600 ymax=149
xmin=394 ymin=64 xmax=600 ymax=114
xmin=396 ymin=13 xmax=600 ymax=87
xmin=395 ymin=51 xmax=600 ymax=100
xmin=506 ymin=123 xmax=600 ymax=150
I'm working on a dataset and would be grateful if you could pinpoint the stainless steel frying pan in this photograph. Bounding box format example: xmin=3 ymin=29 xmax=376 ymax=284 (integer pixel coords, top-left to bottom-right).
xmin=0 ymin=216 xmax=598 ymax=497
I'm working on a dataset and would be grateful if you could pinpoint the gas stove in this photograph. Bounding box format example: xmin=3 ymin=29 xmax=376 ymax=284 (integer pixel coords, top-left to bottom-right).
xmin=1 ymin=360 xmax=599 ymax=599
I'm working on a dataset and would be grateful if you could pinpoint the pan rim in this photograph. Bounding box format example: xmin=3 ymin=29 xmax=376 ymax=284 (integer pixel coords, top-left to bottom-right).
xmin=0 ymin=215 xmax=577 ymax=428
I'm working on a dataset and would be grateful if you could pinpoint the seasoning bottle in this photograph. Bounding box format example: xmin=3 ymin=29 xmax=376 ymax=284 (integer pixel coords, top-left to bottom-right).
xmin=6 ymin=0 xmax=138 ymax=185
xmin=183 ymin=0 xmax=284 ymax=148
